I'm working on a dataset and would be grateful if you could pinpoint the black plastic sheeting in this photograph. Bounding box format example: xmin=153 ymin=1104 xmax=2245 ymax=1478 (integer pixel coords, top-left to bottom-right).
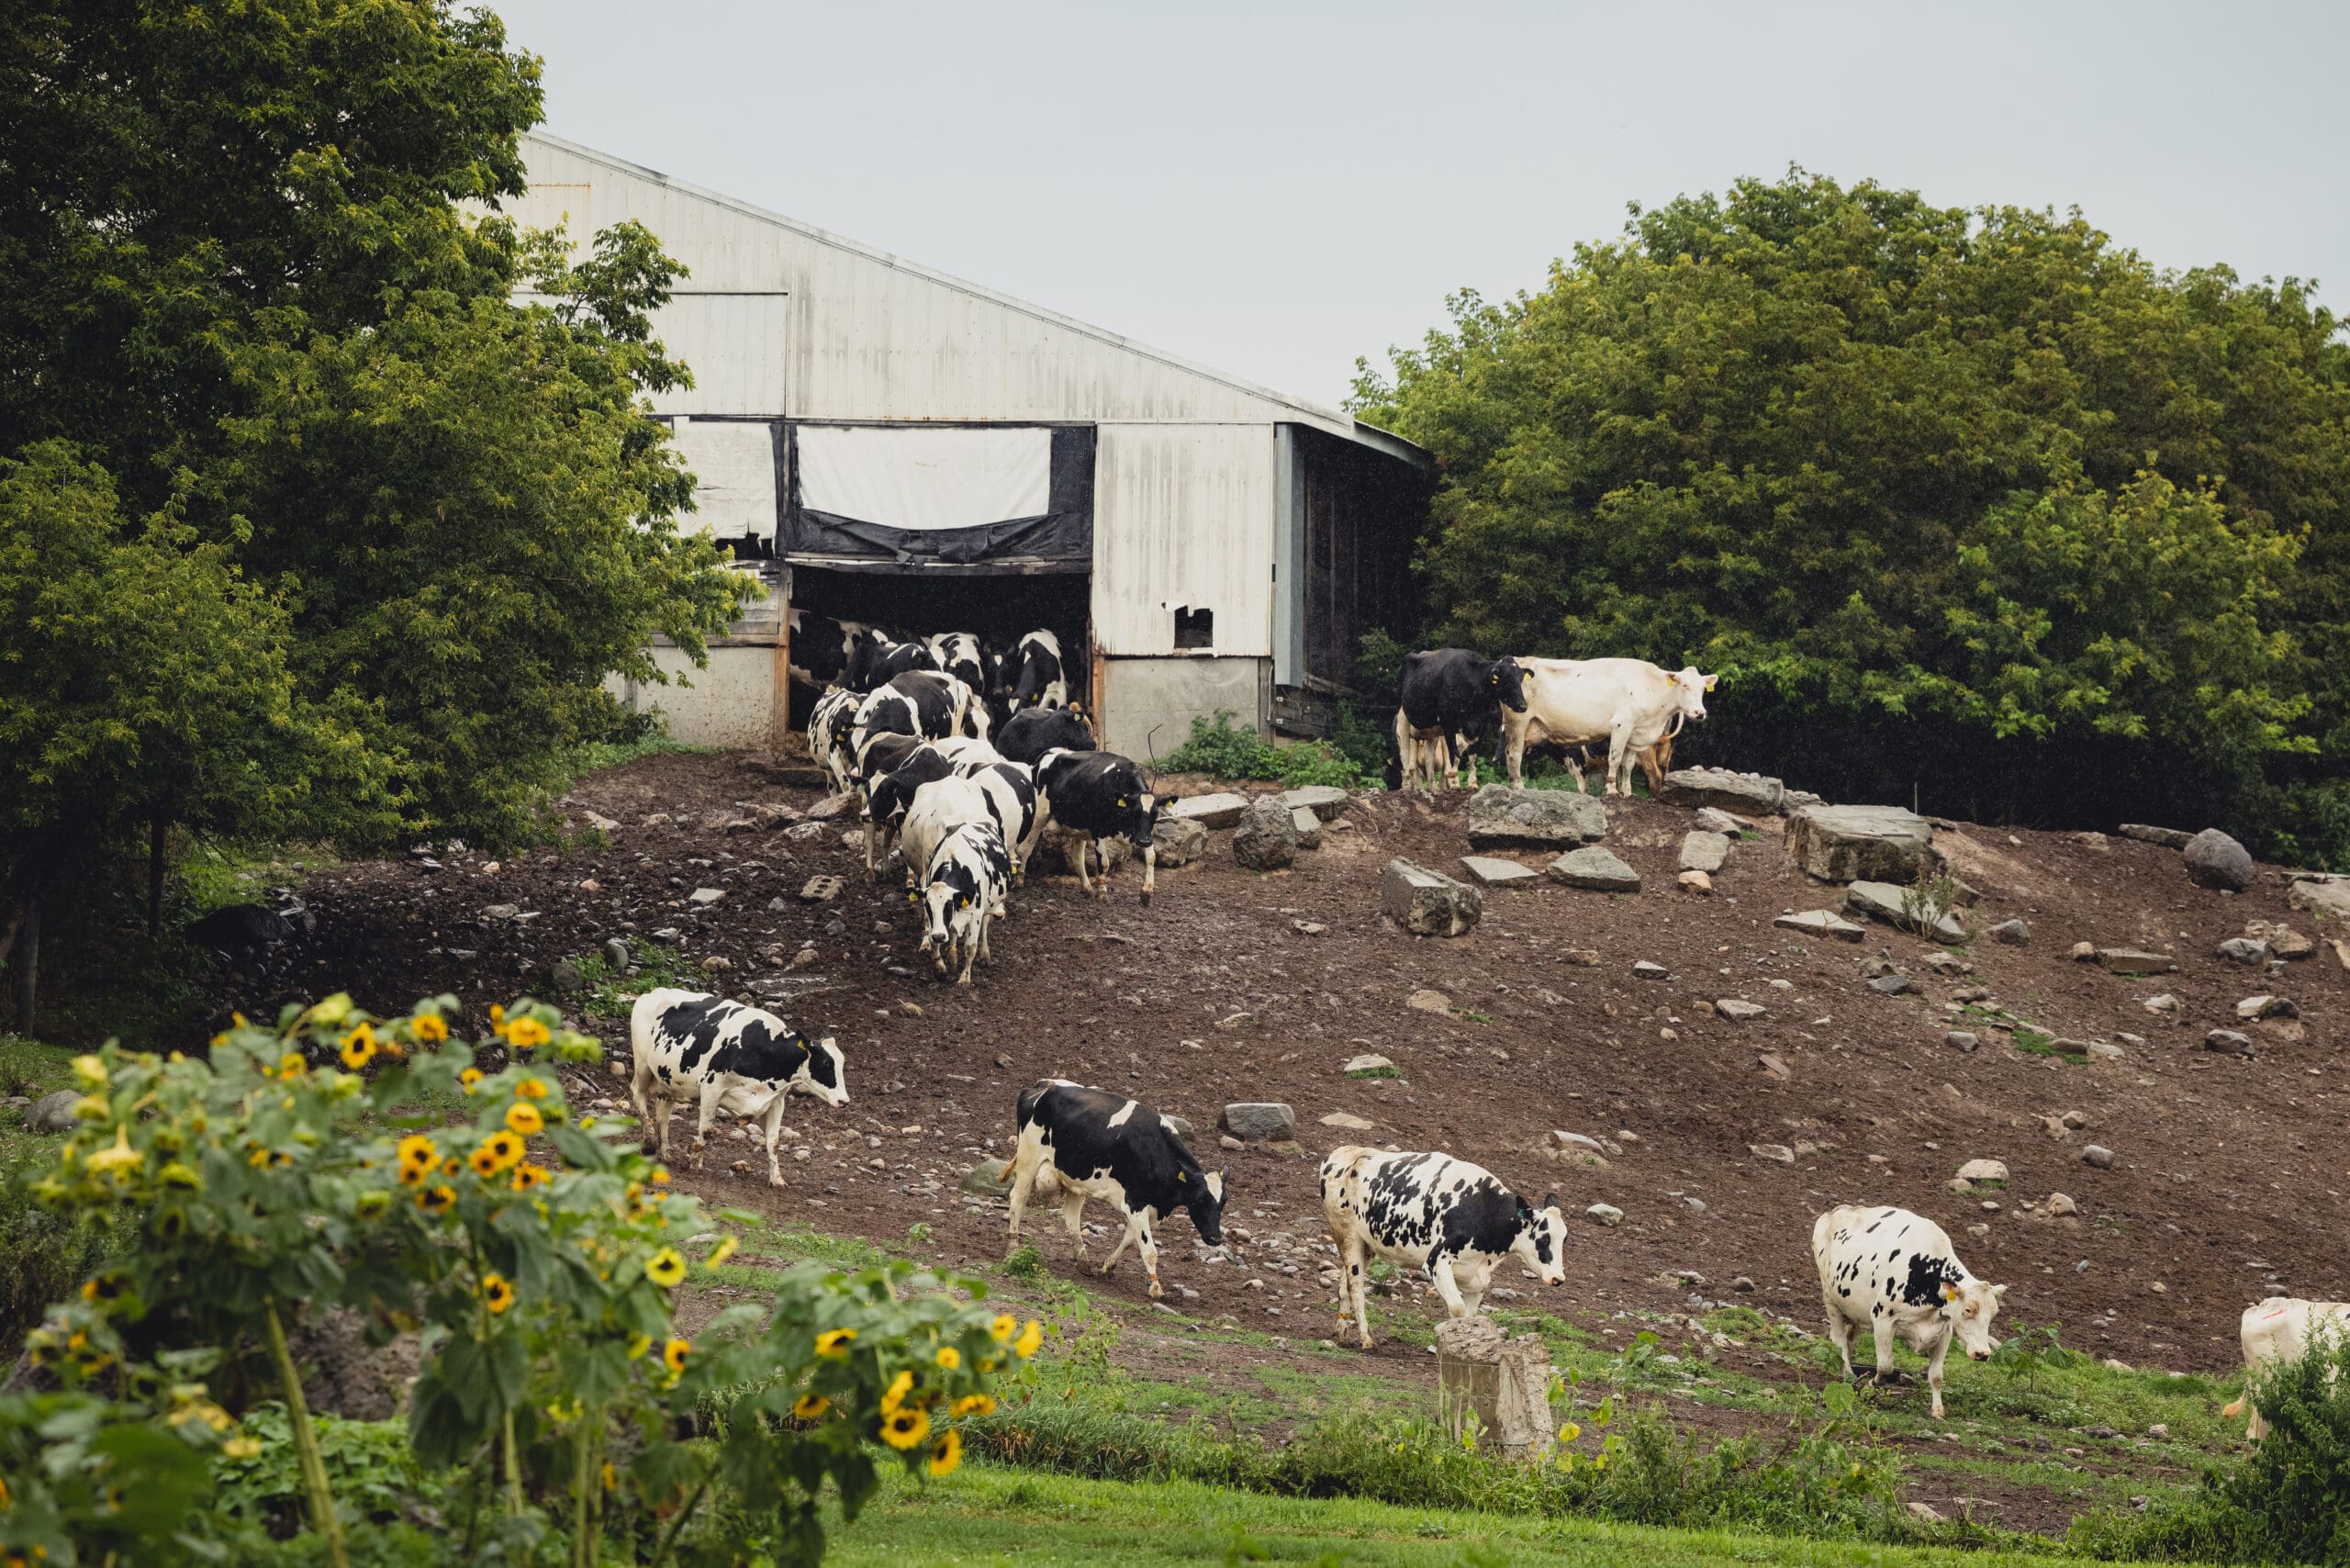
xmin=782 ymin=424 xmax=1094 ymax=568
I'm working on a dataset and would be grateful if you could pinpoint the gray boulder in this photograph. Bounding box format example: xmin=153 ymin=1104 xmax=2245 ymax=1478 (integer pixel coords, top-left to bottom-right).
xmin=1465 ymin=786 xmax=1606 ymax=849
xmin=1168 ymin=792 xmax=1248 ymax=830
xmin=602 ymin=936 xmax=632 ymax=971
xmin=2182 ymin=829 xmax=2255 ymax=892
xmin=1774 ymin=908 xmax=1865 ymax=943
xmin=1232 ymin=797 xmax=1300 ymax=871
xmin=1987 ymin=918 xmax=2031 ymax=946
xmin=1279 ymin=785 xmax=1351 ymax=822
xmin=1459 ymin=856 xmax=1541 ymax=888
xmin=1152 ymin=816 xmax=1209 ymax=868
xmin=2120 ymin=823 xmax=2195 ymax=849
xmin=2203 ymin=1029 xmax=2254 ymax=1056
xmin=1219 ymin=1103 xmax=1296 ymax=1141
xmin=1290 ymin=807 xmax=1325 ymax=850
xmin=1381 ymin=857 xmax=1483 ymax=937
xmin=1660 ymin=768 xmax=1785 ymax=814
xmin=1786 ymin=804 xmax=1937 ymax=883
xmin=1844 ymin=880 xmax=1967 ymax=943
xmin=1679 ymin=831 xmax=1730 ymax=873
xmin=1547 ymin=846 xmax=1641 ymax=892
xmin=2216 ymin=936 xmax=2269 ymax=966
xmin=1693 ymin=807 xmax=1748 ymax=834
xmin=2287 ymin=878 xmax=2350 ymax=923
xmin=960 ymin=1159 xmax=1012 ymax=1195
xmin=26 ymin=1090 xmax=81 ymax=1133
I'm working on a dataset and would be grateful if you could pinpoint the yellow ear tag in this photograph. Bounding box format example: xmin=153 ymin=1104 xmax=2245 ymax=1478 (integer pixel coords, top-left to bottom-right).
xmin=1117 ymin=797 xmax=1128 ymax=807
xmin=906 ymin=890 xmax=917 ymax=902
xmin=1942 ymin=1283 xmax=1960 ymax=1302
xmin=1177 ymin=1171 xmax=1186 ymax=1182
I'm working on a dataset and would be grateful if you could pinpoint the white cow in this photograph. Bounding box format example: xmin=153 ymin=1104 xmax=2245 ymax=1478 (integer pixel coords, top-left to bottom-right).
xmin=1814 ymin=1204 xmax=2005 ymax=1419
xmin=628 ymin=989 xmax=847 ymax=1187
xmin=1499 ymin=657 xmax=1716 ymax=796
xmin=2221 ymin=1297 xmax=2350 ymax=1441
xmin=899 ymin=777 xmax=997 ymax=906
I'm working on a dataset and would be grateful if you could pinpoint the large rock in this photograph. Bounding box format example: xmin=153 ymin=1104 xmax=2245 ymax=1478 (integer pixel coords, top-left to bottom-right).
xmin=1547 ymin=846 xmax=1640 ymax=893
xmin=1459 ymin=856 xmax=1541 ymax=888
xmin=1986 ymin=918 xmax=2031 ymax=947
xmin=1168 ymin=792 xmax=1248 ymax=830
xmin=25 ymin=1090 xmax=81 ymax=1133
xmin=2096 ymin=948 xmax=2177 ymax=976
xmin=2287 ymin=878 xmax=2350 ymax=923
xmin=1955 ymin=1159 xmax=2009 ymax=1185
xmin=2216 ymin=936 xmax=2269 ymax=966
xmin=960 ymin=1159 xmax=1012 ymax=1194
xmin=2182 ymin=829 xmax=2255 ymax=892
xmin=1382 ymin=858 xmax=1483 ymax=937
xmin=1660 ymin=768 xmax=1785 ymax=814
xmin=1232 ymin=797 xmax=1300 ymax=871
xmin=1774 ymin=908 xmax=1864 ymax=943
xmin=1289 ymin=807 xmax=1325 ymax=850
xmin=1279 ymin=785 xmax=1351 ymax=822
xmin=1786 ymin=805 xmax=1936 ymax=883
xmin=1152 ymin=816 xmax=1209 ymax=868
xmin=1679 ymin=832 xmax=1730 ymax=873
xmin=2120 ymin=823 xmax=2195 ymax=849
xmin=1844 ymin=880 xmax=1966 ymax=943
xmin=1218 ymin=1103 xmax=1296 ymax=1141
xmin=1465 ymin=786 xmax=1606 ymax=849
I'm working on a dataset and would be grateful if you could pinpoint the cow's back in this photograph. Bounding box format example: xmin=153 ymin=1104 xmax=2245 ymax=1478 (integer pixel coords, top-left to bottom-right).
xmin=2244 ymin=1297 xmax=2350 ymax=1368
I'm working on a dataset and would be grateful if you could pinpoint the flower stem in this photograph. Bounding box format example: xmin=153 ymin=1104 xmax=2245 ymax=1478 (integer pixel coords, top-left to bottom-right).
xmin=647 ymin=1466 xmax=713 ymax=1568
xmin=262 ymin=1297 xmax=348 ymax=1568
xmin=503 ymin=1406 xmax=524 ymax=1516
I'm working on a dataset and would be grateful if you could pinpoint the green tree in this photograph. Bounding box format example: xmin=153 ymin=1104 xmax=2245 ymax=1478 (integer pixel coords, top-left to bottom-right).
xmin=1354 ymin=172 xmax=2350 ymax=856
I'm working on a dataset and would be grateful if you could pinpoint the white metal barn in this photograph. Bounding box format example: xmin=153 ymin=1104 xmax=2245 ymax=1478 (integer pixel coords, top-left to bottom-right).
xmin=506 ymin=133 xmax=1428 ymax=761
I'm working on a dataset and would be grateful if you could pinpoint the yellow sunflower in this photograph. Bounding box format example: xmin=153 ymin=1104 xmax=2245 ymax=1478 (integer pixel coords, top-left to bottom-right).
xmin=482 ymin=1273 xmax=516 ymax=1315
xmin=663 ymin=1337 xmax=690 ymax=1373
xmin=481 ymin=1130 xmax=523 ymax=1170
xmin=792 ymin=1392 xmax=830 ymax=1420
xmin=339 ymin=1025 xmax=377 ymax=1070
xmin=881 ymin=1407 xmax=930 ymax=1450
xmin=509 ymin=1162 xmax=548 ymax=1193
xmin=513 ymin=1076 xmax=549 ymax=1101
xmin=1013 ymin=1319 xmax=1043 ymax=1360
xmin=505 ymin=1017 xmax=551 ymax=1050
xmin=645 ymin=1247 xmax=688 ymax=1288
xmin=416 ymin=1184 xmax=456 ymax=1215
xmin=504 ymin=1102 xmax=543 ymax=1137
xmin=626 ymin=1332 xmax=653 ymax=1360
xmin=815 ymin=1327 xmax=857 ymax=1359
xmin=468 ymin=1145 xmax=503 ymax=1179
xmin=879 ymin=1370 xmax=914 ymax=1415
xmin=277 ymin=1052 xmax=307 ymax=1077
xmin=410 ymin=1014 xmax=449 ymax=1045
xmin=990 ymin=1314 xmax=1017 ymax=1342
xmin=459 ymin=1068 xmax=483 ymax=1092
xmin=397 ymin=1134 xmax=438 ymax=1169
xmin=926 ymin=1428 xmax=962 ymax=1476
xmin=951 ymin=1394 xmax=996 ymax=1418
xmin=934 ymin=1345 xmax=960 ymax=1372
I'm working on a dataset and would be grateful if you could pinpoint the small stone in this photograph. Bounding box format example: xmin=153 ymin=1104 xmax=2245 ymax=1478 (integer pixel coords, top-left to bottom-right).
xmin=1218 ymin=1103 xmax=1296 ymax=1141
xmin=2047 ymin=1193 xmax=2078 ymax=1216
xmin=2217 ymin=937 xmax=2270 ymax=966
xmin=2097 ymin=947 xmax=2177 ymax=976
xmin=1956 ymin=1159 xmax=2009 ymax=1184
xmin=1164 ymin=1115 xmax=1192 ymax=1138
xmin=1946 ymin=1031 xmax=1979 ymax=1053
xmin=1547 ymin=846 xmax=1641 ymax=892
xmin=1844 ymin=880 xmax=1966 ymax=942
xmin=1908 ymin=1501 xmax=1945 ymax=1525
xmin=1152 ymin=816 xmax=1209 ymax=868
xmin=2147 ymin=1423 xmax=2169 ymax=1440
xmin=602 ymin=936 xmax=631 ymax=970
xmin=2070 ymin=941 xmax=2098 ymax=961
xmin=804 ymin=792 xmax=856 ymax=822
xmin=1232 ymin=797 xmax=1302 ymax=871
xmin=2203 ymin=1028 xmax=2254 ymax=1055
xmin=481 ymin=902 xmax=520 ymax=922
xmin=1658 ymin=767 xmax=1785 ymax=814
xmin=1731 ymin=1275 xmax=1755 ymax=1293
xmin=1785 ymin=804 xmax=1935 ymax=882
xmin=1466 ymin=785 xmax=1609 ymax=848
xmin=551 ymin=958 xmax=585 ymax=996
xmin=2182 ymin=828 xmax=2255 ymax=892
xmin=1320 ymin=1112 xmax=1375 ymax=1131
xmin=1693 ymin=807 xmax=1744 ymax=834
xmin=1278 ymin=785 xmax=1350 ymax=822
xmin=1406 ymin=988 xmax=1454 ymax=1014
xmin=1290 ymin=807 xmax=1325 ymax=850
xmin=1585 ymin=1203 xmax=1625 ymax=1226
xmin=1867 ymin=974 xmax=1918 ymax=996
xmin=2141 ymin=994 xmax=2180 ymax=1015
xmin=960 ymin=1159 xmax=1011 ymax=1194
xmin=1677 ymin=868 xmax=1714 ymax=894
xmin=1343 ymin=1053 xmax=1394 ymax=1076
xmin=1715 ymin=999 xmax=1764 ymax=1020
xmin=1749 ymin=1143 xmax=1796 ymax=1164
xmin=2236 ymin=994 xmax=2296 ymax=1020
xmin=2119 ymin=823 xmax=2194 ymax=849
xmin=1459 ymin=855 xmax=1541 ymax=888
xmin=2082 ymin=1145 xmax=2116 ymax=1169
xmin=26 ymin=1090 xmax=81 ymax=1133
xmin=1679 ymin=831 xmax=1731 ymax=872
xmin=2267 ymin=926 xmax=2316 ymax=960
xmin=1755 ymin=1052 xmax=1791 ymax=1081
xmin=1219 ymin=1134 xmax=1244 ymax=1150
xmin=1382 ymin=858 xmax=1483 ymax=937
xmin=1632 ymin=960 xmax=1668 ymax=980
xmin=1774 ymin=908 xmax=1865 ymax=943
xmin=1987 ymin=918 xmax=2031 ymax=946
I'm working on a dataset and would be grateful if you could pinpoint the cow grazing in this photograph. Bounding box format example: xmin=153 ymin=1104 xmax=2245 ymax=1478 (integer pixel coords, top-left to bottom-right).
xmin=1499 ymin=657 xmax=1716 ymax=796
xmin=1035 ymin=747 xmax=1165 ymax=903
xmin=2221 ymin=1297 xmax=2350 ymax=1441
xmin=1319 ymin=1146 xmax=1567 ymax=1349
xmin=1813 ymin=1204 xmax=2006 ymax=1419
xmin=850 ymin=671 xmax=990 ymax=770
xmin=995 ymin=705 xmax=1096 ymax=766
xmin=926 ymin=632 xmax=990 ymax=699
xmin=863 ymin=744 xmax=957 ymax=878
xmin=919 ymin=820 xmax=1013 ymax=983
xmin=959 ymin=758 xmax=1043 ymax=879
xmin=1393 ymin=649 xmax=1528 ymax=790
xmin=787 ymin=610 xmax=878 ymax=691
xmin=808 ymin=686 xmax=862 ymax=796
xmin=628 ymin=988 xmax=847 ymax=1187
xmin=1007 ymin=630 xmax=1070 ymax=711
xmin=845 ymin=632 xmax=937 ymax=693
xmin=1003 ymin=1080 xmax=1227 ymax=1298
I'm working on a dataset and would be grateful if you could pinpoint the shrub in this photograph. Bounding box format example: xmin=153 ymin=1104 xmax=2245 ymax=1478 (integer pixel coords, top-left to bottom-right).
xmin=1158 ymin=711 xmax=1370 ymax=790
xmin=0 ymin=1176 xmax=114 ymax=1347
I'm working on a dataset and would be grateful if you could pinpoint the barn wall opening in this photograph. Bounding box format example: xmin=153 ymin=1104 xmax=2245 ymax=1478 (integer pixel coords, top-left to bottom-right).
xmin=782 ymin=566 xmax=1091 ymax=727
xmin=1173 ymin=606 xmax=1214 ymax=649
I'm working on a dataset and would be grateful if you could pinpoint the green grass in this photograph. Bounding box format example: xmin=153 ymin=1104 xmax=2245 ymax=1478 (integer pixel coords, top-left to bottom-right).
xmin=557 ymin=729 xmax=707 ymax=786
xmin=825 ymin=1464 xmax=2088 ymax=1567
xmin=569 ymin=936 xmax=703 ymax=1020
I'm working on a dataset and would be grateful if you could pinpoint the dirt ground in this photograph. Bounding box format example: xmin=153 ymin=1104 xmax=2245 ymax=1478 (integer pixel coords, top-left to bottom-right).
xmin=250 ymin=748 xmax=2349 ymax=1528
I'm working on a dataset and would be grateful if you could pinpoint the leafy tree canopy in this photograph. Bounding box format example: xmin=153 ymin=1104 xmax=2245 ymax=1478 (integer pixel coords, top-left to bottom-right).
xmin=1353 ymin=171 xmax=2350 ymax=858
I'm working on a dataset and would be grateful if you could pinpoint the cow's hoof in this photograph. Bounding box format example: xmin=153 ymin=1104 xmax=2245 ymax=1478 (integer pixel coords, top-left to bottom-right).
xmin=1138 ymin=890 xmax=1152 ymax=907
xmin=1147 ymin=1281 xmax=1163 ymax=1299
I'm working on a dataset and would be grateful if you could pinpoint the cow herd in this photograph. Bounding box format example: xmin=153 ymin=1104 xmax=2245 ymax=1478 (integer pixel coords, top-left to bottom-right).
xmin=1392 ymin=647 xmax=1718 ymax=797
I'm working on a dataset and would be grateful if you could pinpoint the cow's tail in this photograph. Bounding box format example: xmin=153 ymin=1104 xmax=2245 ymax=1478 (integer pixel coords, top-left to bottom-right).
xmin=1384 ymin=708 xmax=1406 ymax=792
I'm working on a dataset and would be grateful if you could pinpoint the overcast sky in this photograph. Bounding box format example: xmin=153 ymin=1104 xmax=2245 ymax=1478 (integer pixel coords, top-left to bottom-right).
xmin=489 ymin=1 xmax=2350 ymax=409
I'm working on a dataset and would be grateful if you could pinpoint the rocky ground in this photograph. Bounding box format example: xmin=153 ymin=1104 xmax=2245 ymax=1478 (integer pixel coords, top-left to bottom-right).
xmin=201 ymin=745 xmax=2350 ymax=1532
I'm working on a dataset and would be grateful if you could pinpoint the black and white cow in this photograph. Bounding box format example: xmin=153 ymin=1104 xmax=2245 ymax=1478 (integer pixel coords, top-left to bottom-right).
xmin=1006 ymin=630 xmax=1070 ymax=711
xmin=1034 ymin=747 xmax=1166 ymax=903
xmin=900 ymin=775 xmax=997 ymax=904
xmin=850 ymin=671 xmax=989 ymax=769
xmin=919 ymin=819 xmax=1013 ymax=984
xmin=851 ymin=731 xmax=927 ymax=799
xmin=994 ymin=705 xmax=1095 ymax=767
xmin=628 ymin=988 xmax=848 ymax=1188
xmin=845 ymin=633 xmax=937 ymax=693
xmin=1813 ymin=1204 xmax=2007 ymax=1420
xmin=787 ymin=610 xmax=878 ymax=691
xmin=959 ymin=758 xmax=1042 ymax=879
xmin=926 ymin=632 xmax=990 ymax=700
xmin=1003 ymin=1080 xmax=1228 ymax=1298
xmin=1393 ymin=649 xmax=1528 ymax=790
xmin=863 ymin=744 xmax=958 ymax=878
xmin=808 ymin=685 xmax=862 ymax=796
xmin=1319 ymin=1146 xmax=1567 ymax=1350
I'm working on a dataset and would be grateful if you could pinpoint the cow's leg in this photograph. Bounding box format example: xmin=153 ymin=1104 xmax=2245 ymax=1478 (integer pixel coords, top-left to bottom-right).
xmin=630 ymin=1061 xmax=655 ymax=1153
xmin=1139 ymin=840 xmax=1156 ymax=906
xmin=1429 ymin=1256 xmax=1470 ymax=1319
xmin=1924 ymin=1325 xmax=1953 ymax=1421
xmin=652 ymin=1095 xmax=676 ymax=1165
xmin=1097 ymin=1209 xmax=1142 ymax=1278
xmin=1822 ymin=1298 xmax=1856 ymax=1381
xmin=1438 ymin=732 xmax=1460 ymax=791
xmin=1393 ymin=708 xmax=1413 ymax=791
xmin=957 ymin=919 xmax=980 ymax=986
xmin=1070 ymin=834 xmax=1093 ymax=895
xmin=1136 ymin=1215 xmax=1162 ymax=1299
xmin=1456 ymin=1260 xmax=1490 ymax=1318
xmin=1868 ymin=1308 xmax=1900 ymax=1383
xmin=1501 ymin=711 xmax=1524 ymax=789
xmin=2247 ymin=1400 xmax=2271 ymax=1444
xmin=1606 ymin=719 xmax=1637 ymax=796
xmin=1059 ymin=1191 xmax=1089 ymax=1253
xmin=759 ymin=1097 xmax=789 ymax=1189
xmin=864 ymin=817 xmax=879 ymax=880
xmin=690 ymin=1084 xmax=724 ymax=1172
xmin=1339 ymin=1237 xmax=1372 ymax=1348
xmin=1004 ymin=1151 xmax=1040 ymax=1246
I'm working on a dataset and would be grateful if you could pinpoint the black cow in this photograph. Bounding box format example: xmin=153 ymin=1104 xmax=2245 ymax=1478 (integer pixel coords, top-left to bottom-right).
xmin=1393 ymin=648 xmax=1528 ymax=790
xmin=628 ymin=988 xmax=848 ymax=1187
xmin=786 ymin=610 xmax=878 ymax=691
xmin=994 ymin=705 xmax=1096 ymax=766
xmin=845 ymin=633 xmax=936 ymax=693
xmin=1007 ymin=630 xmax=1070 ymax=711
xmin=1035 ymin=747 xmax=1166 ymax=903
xmin=1003 ymin=1080 xmax=1228 ymax=1298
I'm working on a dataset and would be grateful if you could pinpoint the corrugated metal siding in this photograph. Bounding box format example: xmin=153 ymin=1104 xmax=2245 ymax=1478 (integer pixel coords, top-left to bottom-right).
xmin=646 ymin=296 xmax=788 ymax=416
xmin=1091 ymin=425 xmax=1275 ymax=656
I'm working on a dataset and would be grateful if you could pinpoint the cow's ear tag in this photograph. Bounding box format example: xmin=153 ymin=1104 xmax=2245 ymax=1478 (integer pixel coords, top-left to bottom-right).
xmin=1117 ymin=796 xmax=1128 ymax=807
xmin=1490 ymin=672 xmax=1498 ymax=684
xmin=1942 ymin=1282 xmax=1960 ymax=1302
xmin=1177 ymin=1171 xmax=1186 ymax=1182
xmin=906 ymin=890 xmax=917 ymax=902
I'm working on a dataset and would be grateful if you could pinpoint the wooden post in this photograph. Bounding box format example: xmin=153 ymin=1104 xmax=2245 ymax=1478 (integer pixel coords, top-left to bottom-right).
xmin=768 ymin=565 xmax=794 ymax=757
xmin=1435 ymin=1316 xmax=1554 ymax=1462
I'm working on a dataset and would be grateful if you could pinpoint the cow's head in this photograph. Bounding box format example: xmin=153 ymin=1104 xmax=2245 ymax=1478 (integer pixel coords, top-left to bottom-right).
xmin=798 ymin=1032 xmax=849 ymax=1107
xmin=1944 ymin=1278 xmax=2007 ymax=1360
xmin=1512 ymin=1191 xmax=1570 ymax=1288
xmin=1487 ymin=656 xmax=1530 ymax=713
xmin=1177 ymin=1164 xmax=1228 ymax=1249
xmin=1669 ymin=666 xmax=1718 ymax=724
xmin=920 ymin=862 xmax=987 ymax=969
